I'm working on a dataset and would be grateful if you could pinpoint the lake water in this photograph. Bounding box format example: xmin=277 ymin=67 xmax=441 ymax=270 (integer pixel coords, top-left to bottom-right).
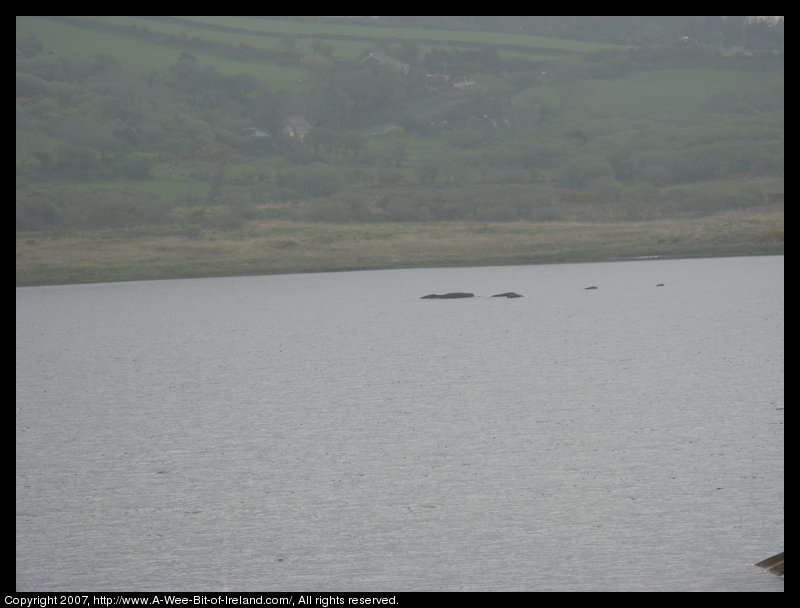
xmin=16 ymin=256 xmax=784 ymax=592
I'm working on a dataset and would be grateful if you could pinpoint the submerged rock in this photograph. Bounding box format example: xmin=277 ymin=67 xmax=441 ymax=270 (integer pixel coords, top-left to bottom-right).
xmin=420 ymin=292 xmax=475 ymax=299
xmin=491 ymin=292 xmax=524 ymax=298
xmin=584 ymin=286 xmax=598 ymax=290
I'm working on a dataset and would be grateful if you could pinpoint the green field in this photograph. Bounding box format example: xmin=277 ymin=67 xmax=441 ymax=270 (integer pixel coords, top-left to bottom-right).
xmin=15 ymin=16 xmax=634 ymax=92
xmin=16 ymin=16 xmax=783 ymax=285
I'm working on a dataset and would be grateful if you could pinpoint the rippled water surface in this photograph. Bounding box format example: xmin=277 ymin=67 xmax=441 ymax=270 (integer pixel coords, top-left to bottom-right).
xmin=16 ymin=256 xmax=784 ymax=591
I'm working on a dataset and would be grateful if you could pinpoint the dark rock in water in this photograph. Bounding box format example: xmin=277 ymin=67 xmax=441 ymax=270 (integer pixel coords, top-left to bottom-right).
xmin=584 ymin=286 xmax=598 ymax=290
xmin=421 ymin=292 xmax=475 ymax=299
xmin=492 ymin=292 xmax=524 ymax=298
xmin=656 ymin=283 xmax=665 ymax=286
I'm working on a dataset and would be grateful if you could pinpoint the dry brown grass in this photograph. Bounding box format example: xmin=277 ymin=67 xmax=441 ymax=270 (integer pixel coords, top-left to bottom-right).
xmin=16 ymin=209 xmax=783 ymax=286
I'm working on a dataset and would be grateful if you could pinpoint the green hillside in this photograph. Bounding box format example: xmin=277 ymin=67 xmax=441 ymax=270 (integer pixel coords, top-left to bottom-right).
xmin=16 ymin=16 xmax=783 ymax=284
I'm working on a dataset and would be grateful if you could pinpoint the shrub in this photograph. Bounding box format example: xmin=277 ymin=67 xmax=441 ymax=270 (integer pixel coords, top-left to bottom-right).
xmin=557 ymin=155 xmax=616 ymax=188
xmin=16 ymin=185 xmax=172 ymax=231
xmin=273 ymin=163 xmax=345 ymax=199
xmin=662 ymin=182 xmax=766 ymax=215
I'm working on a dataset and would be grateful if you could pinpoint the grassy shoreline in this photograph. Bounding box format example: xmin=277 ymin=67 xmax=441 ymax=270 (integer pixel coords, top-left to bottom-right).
xmin=16 ymin=209 xmax=783 ymax=287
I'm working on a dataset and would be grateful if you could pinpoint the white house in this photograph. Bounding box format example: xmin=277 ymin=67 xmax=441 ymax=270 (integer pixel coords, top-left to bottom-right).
xmin=360 ymin=52 xmax=410 ymax=74
xmin=280 ymin=115 xmax=312 ymax=139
